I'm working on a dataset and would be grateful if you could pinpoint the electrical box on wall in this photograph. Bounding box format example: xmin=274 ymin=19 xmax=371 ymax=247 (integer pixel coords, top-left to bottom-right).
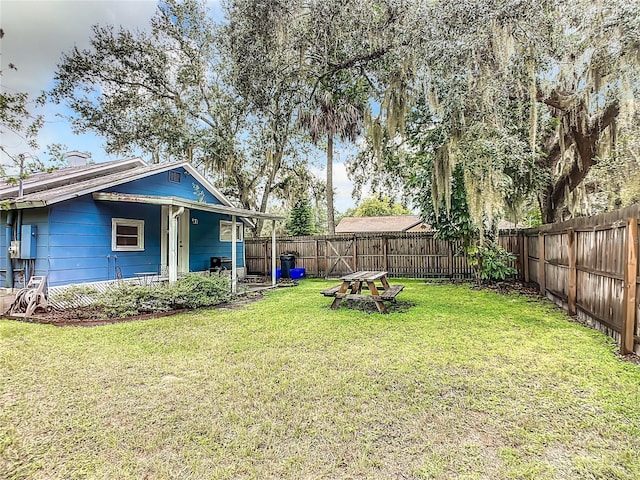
xmin=9 ymin=241 xmax=20 ymax=258
xmin=20 ymin=225 xmax=37 ymax=259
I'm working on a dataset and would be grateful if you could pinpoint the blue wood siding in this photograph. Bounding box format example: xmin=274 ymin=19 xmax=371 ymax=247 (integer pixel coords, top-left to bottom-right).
xmin=0 ymin=211 xmax=6 ymax=273
xmin=0 ymin=208 xmax=49 ymax=287
xmin=47 ymin=196 xmax=162 ymax=286
xmin=189 ymin=211 xmax=244 ymax=271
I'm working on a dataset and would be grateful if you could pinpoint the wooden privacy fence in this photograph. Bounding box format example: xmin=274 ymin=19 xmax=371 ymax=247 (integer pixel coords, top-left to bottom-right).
xmin=245 ymin=231 xmax=521 ymax=279
xmin=522 ymin=204 xmax=639 ymax=355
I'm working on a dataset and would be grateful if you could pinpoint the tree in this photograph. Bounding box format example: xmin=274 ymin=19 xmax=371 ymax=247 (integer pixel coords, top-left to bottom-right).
xmin=0 ymin=29 xmax=44 ymax=178
xmin=349 ymin=0 xmax=640 ymax=227
xmin=298 ymin=88 xmax=365 ymax=234
xmin=286 ymin=197 xmax=315 ymax=236
xmin=342 ymin=196 xmax=410 ymax=218
xmin=420 ymin=0 xmax=639 ymax=224
xmin=49 ymin=0 xmax=309 ymax=235
xmin=224 ymin=0 xmax=421 ymax=234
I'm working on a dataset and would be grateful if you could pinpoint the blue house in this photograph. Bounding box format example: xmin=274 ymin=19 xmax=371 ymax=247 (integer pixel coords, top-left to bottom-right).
xmin=0 ymin=157 xmax=282 ymax=294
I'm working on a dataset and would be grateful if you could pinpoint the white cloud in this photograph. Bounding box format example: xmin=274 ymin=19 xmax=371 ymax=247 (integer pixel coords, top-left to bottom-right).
xmin=1 ymin=1 xmax=160 ymax=95
xmin=309 ymin=157 xmax=369 ymax=214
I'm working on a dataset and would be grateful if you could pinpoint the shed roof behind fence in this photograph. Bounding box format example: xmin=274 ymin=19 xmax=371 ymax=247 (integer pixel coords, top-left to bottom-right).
xmin=335 ymin=215 xmax=428 ymax=233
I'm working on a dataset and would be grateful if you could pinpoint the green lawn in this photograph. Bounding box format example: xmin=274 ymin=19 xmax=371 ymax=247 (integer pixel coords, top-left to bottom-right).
xmin=1 ymin=279 xmax=639 ymax=479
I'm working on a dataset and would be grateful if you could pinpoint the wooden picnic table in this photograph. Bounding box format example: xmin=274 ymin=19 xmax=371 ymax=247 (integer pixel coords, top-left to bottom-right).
xmin=321 ymin=270 xmax=404 ymax=314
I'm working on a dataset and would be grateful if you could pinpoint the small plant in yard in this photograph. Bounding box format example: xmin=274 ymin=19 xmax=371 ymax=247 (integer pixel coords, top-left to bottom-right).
xmin=467 ymin=242 xmax=517 ymax=284
xmin=98 ymin=282 xmax=174 ymax=318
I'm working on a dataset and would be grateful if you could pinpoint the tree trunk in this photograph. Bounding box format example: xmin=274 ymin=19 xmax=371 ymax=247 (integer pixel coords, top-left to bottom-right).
xmin=326 ymin=134 xmax=336 ymax=235
xmin=538 ymin=101 xmax=619 ymax=223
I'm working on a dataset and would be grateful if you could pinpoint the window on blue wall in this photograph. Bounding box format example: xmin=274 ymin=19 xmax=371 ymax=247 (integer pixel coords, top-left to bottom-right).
xmin=112 ymin=218 xmax=145 ymax=251
xmin=219 ymin=220 xmax=243 ymax=242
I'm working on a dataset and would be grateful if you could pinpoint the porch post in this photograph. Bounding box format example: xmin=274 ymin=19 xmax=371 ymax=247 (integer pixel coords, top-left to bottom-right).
xmin=271 ymin=219 xmax=277 ymax=286
xmin=168 ymin=206 xmax=183 ymax=283
xmin=231 ymin=215 xmax=237 ymax=294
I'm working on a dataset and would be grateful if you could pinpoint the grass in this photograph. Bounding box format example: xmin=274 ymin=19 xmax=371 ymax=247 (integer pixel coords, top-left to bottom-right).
xmin=1 ymin=279 xmax=639 ymax=479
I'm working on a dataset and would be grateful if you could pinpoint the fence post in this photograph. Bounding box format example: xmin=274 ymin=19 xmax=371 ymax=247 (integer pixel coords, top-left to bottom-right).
xmin=323 ymin=238 xmax=328 ymax=278
xmin=567 ymin=228 xmax=577 ymax=316
xmin=314 ymin=239 xmax=319 ymax=277
xmin=264 ymin=240 xmax=269 ymax=276
xmin=538 ymin=232 xmax=546 ymax=296
xmin=622 ymin=218 xmax=638 ymax=355
xmin=383 ymin=236 xmax=388 ymax=272
xmin=353 ymin=234 xmax=358 ymax=272
xmin=523 ymin=234 xmax=530 ymax=283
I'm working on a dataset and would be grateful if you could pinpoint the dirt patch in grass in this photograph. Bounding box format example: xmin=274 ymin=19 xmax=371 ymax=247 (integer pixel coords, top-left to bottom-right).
xmin=336 ymin=299 xmax=416 ymax=314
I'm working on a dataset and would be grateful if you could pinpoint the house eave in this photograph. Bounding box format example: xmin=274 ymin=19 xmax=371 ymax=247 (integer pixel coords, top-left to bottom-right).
xmin=1 ymin=200 xmax=48 ymax=210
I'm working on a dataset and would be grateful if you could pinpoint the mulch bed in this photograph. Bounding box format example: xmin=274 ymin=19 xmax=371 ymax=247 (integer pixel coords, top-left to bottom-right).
xmin=6 ymin=293 xmax=266 ymax=327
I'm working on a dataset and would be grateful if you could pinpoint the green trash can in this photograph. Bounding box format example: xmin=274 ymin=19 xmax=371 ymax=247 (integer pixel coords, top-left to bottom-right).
xmin=280 ymin=254 xmax=296 ymax=278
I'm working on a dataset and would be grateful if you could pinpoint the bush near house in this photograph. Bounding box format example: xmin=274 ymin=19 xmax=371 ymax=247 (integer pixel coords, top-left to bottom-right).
xmin=51 ymin=274 xmax=233 ymax=319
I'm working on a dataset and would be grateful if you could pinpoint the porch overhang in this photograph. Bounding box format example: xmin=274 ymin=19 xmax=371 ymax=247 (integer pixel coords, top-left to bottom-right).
xmin=92 ymin=192 xmax=285 ymax=222
xmin=93 ymin=192 xmax=284 ymax=291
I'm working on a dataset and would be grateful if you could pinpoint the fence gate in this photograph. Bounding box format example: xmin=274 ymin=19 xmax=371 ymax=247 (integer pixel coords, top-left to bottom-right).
xmin=324 ymin=238 xmax=355 ymax=278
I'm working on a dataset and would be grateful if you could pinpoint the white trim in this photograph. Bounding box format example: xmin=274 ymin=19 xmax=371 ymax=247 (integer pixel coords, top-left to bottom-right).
xmin=160 ymin=206 xmax=169 ymax=276
xmin=220 ymin=220 xmax=243 ymax=242
xmin=231 ymin=215 xmax=237 ymax=293
xmin=111 ymin=218 xmax=144 ymax=251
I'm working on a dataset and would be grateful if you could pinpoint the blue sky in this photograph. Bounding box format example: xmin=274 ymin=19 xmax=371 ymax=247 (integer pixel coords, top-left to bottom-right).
xmin=0 ymin=0 xmax=362 ymax=212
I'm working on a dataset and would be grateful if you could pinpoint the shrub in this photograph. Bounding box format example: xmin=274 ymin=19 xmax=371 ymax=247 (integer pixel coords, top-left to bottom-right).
xmin=467 ymin=242 xmax=517 ymax=283
xmin=96 ymin=274 xmax=232 ymax=318
xmin=49 ymin=284 xmax=102 ymax=319
xmin=99 ymin=283 xmax=173 ymax=318
xmin=169 ymin=274 xmax=232 ymax=309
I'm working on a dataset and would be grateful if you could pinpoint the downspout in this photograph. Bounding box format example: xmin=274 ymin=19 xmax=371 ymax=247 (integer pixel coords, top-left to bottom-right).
xmin=16 ymin=210 xmax=23 ymax=283
xmin=271 ymin=220 xmax=277 ymax=287
xmin=231 ymin=215 xmax=237 ymax=294
xmin=5 ymin=210 xmax=14 ymax=288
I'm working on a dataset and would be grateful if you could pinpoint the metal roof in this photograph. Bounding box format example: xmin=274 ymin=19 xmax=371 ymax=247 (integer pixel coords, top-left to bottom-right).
xmin=0 ymin=158 xmax=144 ymax=200
xmin=2 ymin=158 xmax=233 ymax=210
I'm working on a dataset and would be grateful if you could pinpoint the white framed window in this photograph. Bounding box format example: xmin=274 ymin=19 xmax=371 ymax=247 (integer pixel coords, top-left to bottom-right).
xmin=219 ymin=220 xmax=243 ymax=242
xmin=112 ymin=218 xmax=145 ymax=251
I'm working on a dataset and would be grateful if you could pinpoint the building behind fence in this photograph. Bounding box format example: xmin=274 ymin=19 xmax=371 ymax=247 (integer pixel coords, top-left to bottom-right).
xmin=246 ymin=204 xmax=639 ymax=355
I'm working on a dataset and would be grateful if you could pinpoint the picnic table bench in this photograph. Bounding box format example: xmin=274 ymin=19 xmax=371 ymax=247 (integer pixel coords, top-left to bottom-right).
xmin=321 ymin=270 xmax=404 ymax=314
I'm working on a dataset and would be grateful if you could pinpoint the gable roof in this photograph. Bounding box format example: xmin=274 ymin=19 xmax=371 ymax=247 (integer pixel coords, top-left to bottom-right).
xmin=0 ymin=158 xmax=282 ymax=222
xmin=2 ymin=159 xmax=225 ymax=209
xmin=335 ymin=215 xmax=428 ymax=233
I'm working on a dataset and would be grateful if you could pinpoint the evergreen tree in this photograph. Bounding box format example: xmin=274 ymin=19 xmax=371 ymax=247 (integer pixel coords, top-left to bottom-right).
xmin=286 ymin=198 xmax=315 ymax=236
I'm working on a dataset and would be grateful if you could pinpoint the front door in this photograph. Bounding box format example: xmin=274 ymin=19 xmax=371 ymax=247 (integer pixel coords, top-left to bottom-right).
xmin=161 ymin=206 xmax=189 ymax=278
